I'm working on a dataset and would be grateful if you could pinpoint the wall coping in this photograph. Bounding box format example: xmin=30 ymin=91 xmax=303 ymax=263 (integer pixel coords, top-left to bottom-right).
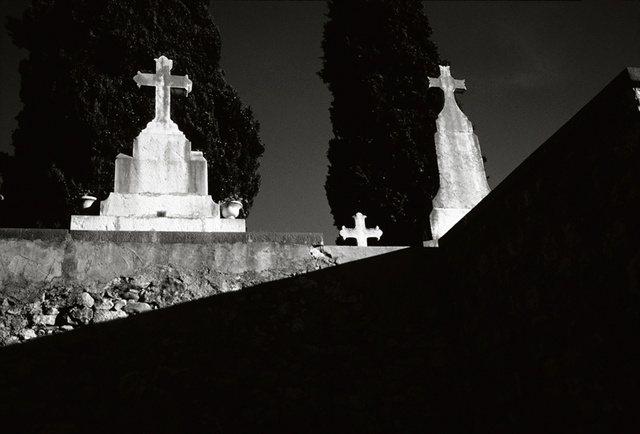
xmin=0 ymin=228 xmax=324 ymax=245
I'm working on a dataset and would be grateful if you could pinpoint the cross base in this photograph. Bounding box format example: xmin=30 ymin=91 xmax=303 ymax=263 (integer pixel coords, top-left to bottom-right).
xmin=99 ymin=193 xmax=217 ymax=218
xmin=429 ymin=207 xmax=471 ymax=240
xmin=141 ymin=119 xmax=181 ymax=134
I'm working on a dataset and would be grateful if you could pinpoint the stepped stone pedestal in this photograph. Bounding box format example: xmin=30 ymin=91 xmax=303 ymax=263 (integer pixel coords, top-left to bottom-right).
xmin=428 ymin=66 xmax=490 ymax=240
xmin=71 ymin=56 xmax=244 ymax=232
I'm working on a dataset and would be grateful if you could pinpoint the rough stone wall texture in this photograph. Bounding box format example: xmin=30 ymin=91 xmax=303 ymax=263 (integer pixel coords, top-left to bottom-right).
xmin=0 ymin=230 xmax=406 ymax=346
xmin=0 ymin=68 xmax=639 ymax=432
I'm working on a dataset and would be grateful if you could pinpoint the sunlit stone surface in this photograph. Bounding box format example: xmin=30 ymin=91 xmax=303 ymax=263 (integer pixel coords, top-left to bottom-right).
xmin=339 ymin=212 xmax=382 ymax=246
xmin=428 ymin=65 xmax=490 ymax=240
xmin=71 ymin=56 xmax=244 ymax=232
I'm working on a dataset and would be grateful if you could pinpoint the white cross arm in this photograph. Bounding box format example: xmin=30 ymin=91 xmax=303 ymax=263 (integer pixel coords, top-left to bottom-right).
xmin=134 ymin=72 xmax=155 ymax=87
xmin=167 ymin=74 xmax=193 ymax=95
xmin=428 ymin=76 xmax=466 ymax=92
xmin=369 ymin=226 xmax=382 ymax=240
xmin=133 ymin=72 xmax=192 ymax=95
xmin=428 ymin=77 xmax=441 ymax=88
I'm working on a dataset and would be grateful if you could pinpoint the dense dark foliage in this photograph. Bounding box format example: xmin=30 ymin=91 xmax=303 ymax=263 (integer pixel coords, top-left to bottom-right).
xmin=319 ymin=0 xmax=443 ymax=245
xmin=0 ymin=0 xmax=264 ymax=228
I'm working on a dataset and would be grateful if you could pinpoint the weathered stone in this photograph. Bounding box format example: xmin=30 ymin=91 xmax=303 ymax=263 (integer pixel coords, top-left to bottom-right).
xmin=113 ymin=300 xmax=127 ymax=311
xmin=339 ymin=213 xmax=382 ymax=247
xmin=4 ymin=336 xmax=20 ymax=345
xmin=69 ymin=56 xmax=245 ymax=233
xmin=33 ymin=314 xmax=57 ymax=326
xmin=60 ymin=325 xmax=74 ymax=331
xmin=45 ymin=306 xmax=60 ymax=315
xmin=19 ymin=328 xmax=37 ymax=340
xmin=428 ymin=65 xmax=490 ymax=240
xmin=69 ymin=306 xmax=93 ymax=325
xmin=94 ymin=299 xmax=114 ymax=310
xmin=123 ymin=291 xmax=140 ymax=301
xmin=79 ymin=292 xmax=95 ymax=308
xmin=124 ymin=301 xmax=152 ymax=314
xmin=27 ymin=301 xmax=43 ymax=316
xmin=93 ymin=310 xmax=129 ymax=323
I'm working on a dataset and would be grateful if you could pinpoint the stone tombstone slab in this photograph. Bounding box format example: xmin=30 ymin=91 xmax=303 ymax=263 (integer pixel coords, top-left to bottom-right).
xmin=71 ymin=56 xmax=244 ymax=232
xmin=428 ymin=65 xmax=490 ymax=240
xmin=339 ymin=212 xmax=383 ymax=246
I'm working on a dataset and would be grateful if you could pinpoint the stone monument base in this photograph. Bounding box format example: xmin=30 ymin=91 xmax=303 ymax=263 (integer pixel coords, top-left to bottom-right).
xmin=70 ymin=215 xmax=245 ymax=232
xmin=430 ymin=207 xmax=471 ymax=240
xmin=100 ymin=193 xmax=219 ymax=218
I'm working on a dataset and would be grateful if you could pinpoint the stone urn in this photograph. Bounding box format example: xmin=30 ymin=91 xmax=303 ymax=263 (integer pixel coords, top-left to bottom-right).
xmin=81 ymin=195 xmax=97 ymax=209
xmin=221 ymin=200 xmax=243 ymax=219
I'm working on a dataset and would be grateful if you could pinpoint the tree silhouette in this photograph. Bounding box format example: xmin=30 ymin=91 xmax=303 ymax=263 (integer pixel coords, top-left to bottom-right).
xmin=1 ymin=0 xmax=264 ymax=228
xmin=319 ymin=0 xmax=444 ymax=245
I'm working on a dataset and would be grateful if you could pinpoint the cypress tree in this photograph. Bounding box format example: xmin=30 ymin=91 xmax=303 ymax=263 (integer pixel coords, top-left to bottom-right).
xmin=319 ymin=0 xmax=443 ymax=245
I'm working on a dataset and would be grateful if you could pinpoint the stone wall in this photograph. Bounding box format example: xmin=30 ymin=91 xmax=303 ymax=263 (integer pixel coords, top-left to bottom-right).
xmin=0 ymin=229 xmax=406 ymax=346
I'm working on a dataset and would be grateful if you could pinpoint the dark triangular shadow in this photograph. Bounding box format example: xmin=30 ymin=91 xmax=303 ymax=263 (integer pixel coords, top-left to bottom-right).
xmin=1 ymin=247 xmax=460 ymax=433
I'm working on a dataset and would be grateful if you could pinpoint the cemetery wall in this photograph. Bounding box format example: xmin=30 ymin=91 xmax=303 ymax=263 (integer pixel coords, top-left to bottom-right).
xmin=0 ymin=247 xmax=450 ymax=432
xmin=0 ymin=228 xmax=406 ymax=345
xmin=438 ymin=67 xmax=640 ymax=430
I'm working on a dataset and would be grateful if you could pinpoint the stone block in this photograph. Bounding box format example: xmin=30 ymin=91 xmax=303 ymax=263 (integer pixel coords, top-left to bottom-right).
xmin=79 ymin=292 xmax=95 ymax=308
xmin=33 ymin=314 xmax=57 ymax=326
xmin=124 ymin=301 xmax=152 ymax=314
xmin=114 ymin=153 xmax=133 ymax=193
xmin=94 ymin=299 xmax=114 ymax=311
xmin=190 ymin=151 xmax=208 ymax=195
xmin=93 ymin=310 xmax=128 ymax=323
xmin=99 ymin=193 xmax=219 ymax=218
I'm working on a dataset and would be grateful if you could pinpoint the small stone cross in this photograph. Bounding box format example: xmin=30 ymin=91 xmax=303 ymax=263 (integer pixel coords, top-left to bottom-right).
xmin=428 ymin=65 xmax=466 ymax=95
xmin=340 ymin=212 xmax=383 ymax=246
xmin=134 ymin=56 xmax=192 ymax=128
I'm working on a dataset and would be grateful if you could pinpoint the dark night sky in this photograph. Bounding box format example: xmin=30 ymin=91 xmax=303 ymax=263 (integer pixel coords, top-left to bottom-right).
xmin=1 ymin=1 xmax=639 ymax=242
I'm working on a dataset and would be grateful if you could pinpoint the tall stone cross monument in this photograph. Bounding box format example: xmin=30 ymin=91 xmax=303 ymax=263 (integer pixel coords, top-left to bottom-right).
xmin=428 ymin=65 xmax=490 ymax=240
xmin=71 ymin=56 xmax=245 ymax=232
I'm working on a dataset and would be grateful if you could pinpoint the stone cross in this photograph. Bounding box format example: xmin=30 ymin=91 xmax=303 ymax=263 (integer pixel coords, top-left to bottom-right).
xmin=428 ymin=65 xmax=466 ymax=95
xmin=427 ymin=65 xmax=491 ymax=240
xmin=340 ymin=212 xmax=383 ymax=246
xmin=428 ymin=65 xmax=472 ymax=133
xmin=134 ymin=56 xmax=192 ymax=128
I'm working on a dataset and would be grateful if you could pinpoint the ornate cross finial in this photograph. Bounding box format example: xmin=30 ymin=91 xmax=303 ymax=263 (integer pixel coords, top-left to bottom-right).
xmin=339 ymin=212 xmax=383 ymax=247
xmin=134 ymin=56 xmax=192 ymax=131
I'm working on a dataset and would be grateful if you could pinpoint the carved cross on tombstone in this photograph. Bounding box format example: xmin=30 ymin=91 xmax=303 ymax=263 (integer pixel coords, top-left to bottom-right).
xmin=134 ymin=55 xmax=192 ymax=130
xmin=339 ymin=212 xmax=383 ymax=246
